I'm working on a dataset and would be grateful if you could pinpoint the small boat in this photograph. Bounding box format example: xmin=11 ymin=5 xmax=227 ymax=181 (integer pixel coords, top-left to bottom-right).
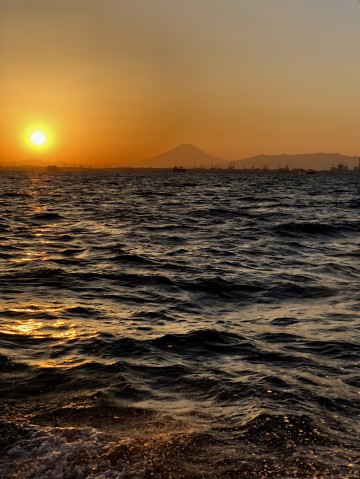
xmin=173 ymin=166 xmax=187 ymax=172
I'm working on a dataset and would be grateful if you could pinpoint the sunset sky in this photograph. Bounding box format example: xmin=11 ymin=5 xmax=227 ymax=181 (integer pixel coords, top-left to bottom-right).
xmin=1 ymin=0 xmax=360 ymax=166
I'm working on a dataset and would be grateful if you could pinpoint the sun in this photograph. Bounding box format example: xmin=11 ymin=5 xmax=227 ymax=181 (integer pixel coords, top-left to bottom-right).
xmin=30 ymin=130 xmax=47 ymax=146
xmin=24 ymin=124 xmax=55 ymax=154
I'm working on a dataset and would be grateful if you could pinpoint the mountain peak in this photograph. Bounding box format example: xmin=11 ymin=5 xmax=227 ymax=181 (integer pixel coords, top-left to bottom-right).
xmin=176 ymin=143 xmax=199 ymax=150
xmin=177 ymin=143 xmax=194 ymax=148
xmin=130 ymin=144 xmax=226 ymax=168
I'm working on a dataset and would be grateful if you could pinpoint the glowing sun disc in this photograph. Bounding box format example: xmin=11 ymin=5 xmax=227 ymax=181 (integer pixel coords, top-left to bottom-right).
xmin=31 ymin=131 xmax=47 ymax=146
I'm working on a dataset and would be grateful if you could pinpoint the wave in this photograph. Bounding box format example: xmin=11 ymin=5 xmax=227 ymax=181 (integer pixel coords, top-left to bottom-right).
xmin=238 ymin=412 xmax=337 ymax=446
xmin=29 ymin=212 xmax=64 ymax=222
xmin=64 ymin=306 xmax=99 ymax=317
xmin=111 ymin=252 xmax=155 ymax=265
xmin=302 ymin=340 xmax=360 ymax=360
xmin=182 ymin=277 xmax=262 ymax=300
xmin=1 ymin=408 xmax=357 ymax=479
xmin=0 ymin=416 xmax=214 ymax=479
xmin=0 ymin=420 xmax=129 ymax=479
xmin=1 ymin=171 xmax=360 ymax=478
xmin=1 ymin=192 xmax=31 ymax=198
xmin=275 ymin=221 xmax=360 ymax=237
xmin=151 ymin=329 xmax=248 ymax=354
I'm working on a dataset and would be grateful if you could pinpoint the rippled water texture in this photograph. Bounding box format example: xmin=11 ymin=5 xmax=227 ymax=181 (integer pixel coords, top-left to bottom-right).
xmin=0 ymin=171 xmax=359 ymax=478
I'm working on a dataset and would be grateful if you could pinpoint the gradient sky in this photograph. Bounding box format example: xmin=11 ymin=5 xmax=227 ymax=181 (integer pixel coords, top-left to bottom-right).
xmin=1 ymin=0 xmax=360 ymax=166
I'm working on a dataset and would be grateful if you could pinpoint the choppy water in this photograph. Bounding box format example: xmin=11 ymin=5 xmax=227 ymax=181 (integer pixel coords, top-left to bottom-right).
xmin=0 ymin=170 xmax=359 ymax=478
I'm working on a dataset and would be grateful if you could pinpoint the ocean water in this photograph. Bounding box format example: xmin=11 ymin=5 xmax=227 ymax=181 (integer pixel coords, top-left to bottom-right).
xmin=0 ymin=170 xmax=359 ymax=479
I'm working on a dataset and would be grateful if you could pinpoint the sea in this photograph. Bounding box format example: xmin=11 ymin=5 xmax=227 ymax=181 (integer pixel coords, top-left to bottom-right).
xmin=0 ymin=170 xmax=359 ymax=479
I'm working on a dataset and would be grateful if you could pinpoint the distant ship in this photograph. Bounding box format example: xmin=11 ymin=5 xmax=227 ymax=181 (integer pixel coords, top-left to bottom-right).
xmin=173 ymin=166 xmax=187 ymax=172
xmin=46 ymin=165 xmax=59 ymax=172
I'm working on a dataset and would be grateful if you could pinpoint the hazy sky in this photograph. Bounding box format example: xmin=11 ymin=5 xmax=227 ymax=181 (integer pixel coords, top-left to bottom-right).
xmin=1 ymin=0 xmax=360 ymax=165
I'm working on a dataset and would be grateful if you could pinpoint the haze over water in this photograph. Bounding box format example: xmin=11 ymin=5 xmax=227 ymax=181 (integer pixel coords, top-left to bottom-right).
xmin=0 ymin=170 xmax=359 ymax=478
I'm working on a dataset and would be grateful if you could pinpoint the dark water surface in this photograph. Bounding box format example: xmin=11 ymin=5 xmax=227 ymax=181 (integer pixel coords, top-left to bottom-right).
xmin=0 ymin=171 xmax=359 ymax=478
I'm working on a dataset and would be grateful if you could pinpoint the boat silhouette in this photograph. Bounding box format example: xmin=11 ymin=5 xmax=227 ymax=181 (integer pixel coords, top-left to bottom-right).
xmin=173 ymin=165 xmax=187 ymax=172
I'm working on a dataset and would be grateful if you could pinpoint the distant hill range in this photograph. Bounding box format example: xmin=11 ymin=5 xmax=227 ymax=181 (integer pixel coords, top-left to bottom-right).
xmin=129 ymin=144 xmax=227 ymax=169
xmin=2 ymin=145 xmax=358 ymax=171
xmin=235 ymin=153 xmax=359 ymax=171
xmin=130 ymin=146 xmax=359 ymax=171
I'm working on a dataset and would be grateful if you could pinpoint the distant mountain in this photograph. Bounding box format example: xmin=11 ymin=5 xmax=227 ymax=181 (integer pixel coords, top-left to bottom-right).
xmin=235 ymin=153 xmax=359 ymax=171
xmin=129 ymin=144 xmax=227 ymax=169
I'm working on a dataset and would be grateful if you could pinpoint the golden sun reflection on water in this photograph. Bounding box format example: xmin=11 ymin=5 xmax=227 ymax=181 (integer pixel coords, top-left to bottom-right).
xmin=1 ymin=305 xmax=83 ymax=369
xmin=3 ymin=306 xmax=78 ymax=340
xmin=9 ymin=319 xmax=43 ymax=336
xmin=31 ymin=205 xmax=47 ymax=214
xmin=7 ymin=306 xmax=61 ymax=314
xmin=6 ymin=318 xmax=77 ymax=340
xmin=12 ymin=250 xmax=51 ymax=263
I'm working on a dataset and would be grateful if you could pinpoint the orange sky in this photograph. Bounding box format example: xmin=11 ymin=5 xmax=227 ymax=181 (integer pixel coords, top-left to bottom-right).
xmin=1 ymin=0 xmax=360 ymax=166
